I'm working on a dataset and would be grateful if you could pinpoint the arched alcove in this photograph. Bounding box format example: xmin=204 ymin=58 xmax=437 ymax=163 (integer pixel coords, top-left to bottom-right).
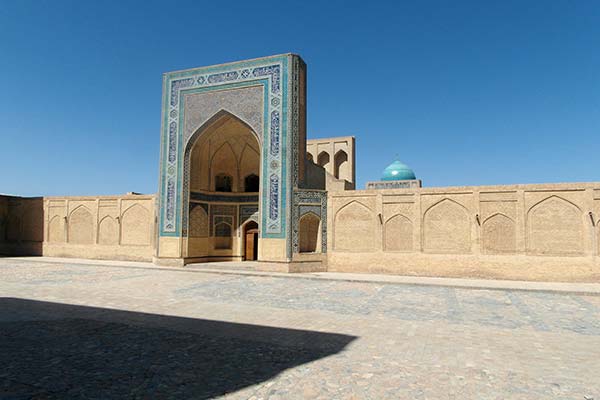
xmin=527 ymin=196 xmax=583 ymax=255
xmin=299 ymin=212 xmax=321 ymax=253
xmin=423 ymin=199 xmax=471 ymax=253
xmin=334 ymin=201 xmax=375 ymax=251
xmin=98 ymin=216 xmax=119 ymax=245
xmin=482 ymin=213 xmax=516 ymax=254
xmin=68 ymin=206 xmax=93 ymax=244
xmin=384 ymin=214 xmax=413 ymax=252
xmin=334 ymin=150 xmax=349 ymax=181
xmin=317 ymin=151 xmax=330 ymax=169
xmin=121 ymin=204 xmax=150 ymax=246
xmin=48 ymin=215 xmax=65 ymax=243
xmin=185 ymin=110 xmax=261 ymax=260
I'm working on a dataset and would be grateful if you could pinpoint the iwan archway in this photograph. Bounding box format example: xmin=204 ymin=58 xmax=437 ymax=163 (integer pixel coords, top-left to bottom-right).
xmin=156 ymin=54 xmax=327 ymax=270
xmin=184 ymin=110 xmax=261 ymax=262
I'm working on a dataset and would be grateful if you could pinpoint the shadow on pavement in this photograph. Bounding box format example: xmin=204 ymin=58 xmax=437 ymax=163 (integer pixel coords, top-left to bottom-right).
xmin=0 ymin=297 xmax=356 ymax=399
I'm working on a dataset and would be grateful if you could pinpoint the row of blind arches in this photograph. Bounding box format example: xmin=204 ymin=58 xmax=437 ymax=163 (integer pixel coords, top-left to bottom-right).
xmin=307 ymin=149 xmax=348 ymax=180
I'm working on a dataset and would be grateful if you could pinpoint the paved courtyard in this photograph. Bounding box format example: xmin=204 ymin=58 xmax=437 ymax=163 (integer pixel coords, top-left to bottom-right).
xmin=1 ymin=258 xmax=599 ymax=399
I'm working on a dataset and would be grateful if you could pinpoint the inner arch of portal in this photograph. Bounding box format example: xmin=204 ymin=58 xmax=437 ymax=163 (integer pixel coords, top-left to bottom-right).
xmin=184 ymin=111 xmax=261 ymax=261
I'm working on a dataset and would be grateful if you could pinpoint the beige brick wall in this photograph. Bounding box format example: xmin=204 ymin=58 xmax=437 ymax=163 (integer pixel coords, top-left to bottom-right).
xmin=328 ymin=183 xmax=600 ymax=282
xmin=43 ymin=194 xmax=156 ymax=261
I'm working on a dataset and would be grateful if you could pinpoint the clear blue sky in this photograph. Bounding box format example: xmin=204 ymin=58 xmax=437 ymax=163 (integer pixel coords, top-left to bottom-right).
xmin=1 ymin=0 xmax=599 ymax=197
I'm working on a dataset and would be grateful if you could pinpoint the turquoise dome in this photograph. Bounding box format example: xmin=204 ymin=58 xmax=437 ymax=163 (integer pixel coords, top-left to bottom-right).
xmin=381 ymin=160 xmax=416 ymax=181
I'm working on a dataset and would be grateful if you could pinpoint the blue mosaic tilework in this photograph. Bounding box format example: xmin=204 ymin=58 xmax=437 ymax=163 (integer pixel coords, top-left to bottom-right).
xmin=158 ymin=55 xmax=292 ymax=241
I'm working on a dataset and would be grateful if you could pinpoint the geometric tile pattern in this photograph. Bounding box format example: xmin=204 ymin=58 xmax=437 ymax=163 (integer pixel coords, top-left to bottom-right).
xmin=158 ymin=55 xmax=292 ymax=241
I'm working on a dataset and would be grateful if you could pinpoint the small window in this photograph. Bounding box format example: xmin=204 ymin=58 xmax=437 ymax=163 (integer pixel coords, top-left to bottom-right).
xmin=244 ymin=174 xmax=260 ymax=192
xmin=215 ymin=174 xmax=232 ymax=192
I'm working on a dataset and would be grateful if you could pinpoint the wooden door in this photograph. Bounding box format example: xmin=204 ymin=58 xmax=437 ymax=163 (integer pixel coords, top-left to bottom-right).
xmin=245 ymin=229 xmax=259 ymax=260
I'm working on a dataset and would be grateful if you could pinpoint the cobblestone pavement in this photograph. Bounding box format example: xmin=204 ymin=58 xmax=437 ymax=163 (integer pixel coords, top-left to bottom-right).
xmin=1 ymin=258 xmax=599 ymax=399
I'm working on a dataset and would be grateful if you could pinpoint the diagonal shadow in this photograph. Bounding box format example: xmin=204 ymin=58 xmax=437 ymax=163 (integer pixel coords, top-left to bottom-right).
xmin=0 ymin=298 xmax=356 ymax=399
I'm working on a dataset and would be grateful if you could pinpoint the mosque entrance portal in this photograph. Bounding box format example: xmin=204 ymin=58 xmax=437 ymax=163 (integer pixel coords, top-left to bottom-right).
xmin=185 ymin=111 xmax=260 ymax=262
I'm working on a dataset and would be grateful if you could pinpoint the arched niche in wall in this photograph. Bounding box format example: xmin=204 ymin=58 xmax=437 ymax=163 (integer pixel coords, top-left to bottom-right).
xmin=334 ymin=150 xmax=349 ymax=181
xmin=214 ymin=221 xmax=232 ymax=250
xmin=317 ymin=151 xmax=330 ymax=169
xmin=482 ymin=213 xmax=516 ymax=254
xmin=334 ymin=201 xmax=376 ymax=251
xmin=98 ymin=216 xmax=119 ymax=245
xmin=189 ymin=206 xmax=209 ymax=238
xmin=68 ymin=206 xmax=93 ymax=244
xmin=384 ymin=214 xmax=413 ymax=252
xmin=423 ymin=199 xmax=471 ymax=253
xmin=527 ymin=196 xmax=583 ymax=256
xmin=48 ymin=215 xmax=65 ymax=243
xmin=121 ymin=204 xmax=151 ymax=246
xmin=299 ymin=212 xmax=321 ymax=253
xmin=184 ymin=110 xmax=261 ymax=258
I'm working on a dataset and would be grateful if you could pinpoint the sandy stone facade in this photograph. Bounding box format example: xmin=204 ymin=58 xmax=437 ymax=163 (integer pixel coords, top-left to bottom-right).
xmin=328 ymin=183 xmax=600 ymax=281
xmin=0 ymin=194 xmax=156 ymax=261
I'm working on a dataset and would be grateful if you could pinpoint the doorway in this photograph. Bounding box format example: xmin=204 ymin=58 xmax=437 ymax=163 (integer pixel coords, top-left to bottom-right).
xmin=243 ymin=221 xmax=259 ymax=261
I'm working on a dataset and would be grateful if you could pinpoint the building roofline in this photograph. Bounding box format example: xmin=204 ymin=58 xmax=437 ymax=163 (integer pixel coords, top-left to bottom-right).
xmin=307 ymin=135 xmax=356 ymax=142
xmin=163 ymin=53 xmax=301 ymax=75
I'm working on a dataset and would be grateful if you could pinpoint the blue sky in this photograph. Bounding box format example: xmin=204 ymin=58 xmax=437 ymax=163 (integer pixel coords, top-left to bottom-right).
xmin=1 ymin=0 xmax=599 ymax=196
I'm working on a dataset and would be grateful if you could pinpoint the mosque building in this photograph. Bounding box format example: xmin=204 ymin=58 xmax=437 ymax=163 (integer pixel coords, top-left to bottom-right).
xmin=1 ymin=54 xmax=599 ymax=282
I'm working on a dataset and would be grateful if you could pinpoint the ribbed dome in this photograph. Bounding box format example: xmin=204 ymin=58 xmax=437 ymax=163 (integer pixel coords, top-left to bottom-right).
xmin=381 ymin=160 xmax=416 ymax=181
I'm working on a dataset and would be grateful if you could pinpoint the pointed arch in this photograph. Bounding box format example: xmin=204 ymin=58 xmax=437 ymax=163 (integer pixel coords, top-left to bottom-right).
xmin=527 ymin=195 xmax=583 ymax=255
xmin=482 ymin=213 xmax=516 ymax=254
xmin=384 ymin=214 xmax=413 ymax=252
xmin=68 ymin=205 xmax=93 ymax=244
xmin=48 ymin=215 xmax=65 ymax=243
xmin=334 ymin=200 xmax=375 ymax=251
xmin=423 ymin=198 xmax=471 ymax=253
xmin=214 ymin=221 xmax=233 ymax=249
xmin=317 ymin=151 xmax=330 ymax=169
xmin=98 ymin=215 xmax=119 ymax=245
xmin=299 ymin=212 xmax=321 ymax=253
xmin=121 ymin=204 xmax=151 ymax=246
xmin=189 ymin=206 xmax=209 ymax=238
xmin=185 ymin=109 xmax=260 ymax=155
xmin=334 ymin=150 xmax=349 ymax=180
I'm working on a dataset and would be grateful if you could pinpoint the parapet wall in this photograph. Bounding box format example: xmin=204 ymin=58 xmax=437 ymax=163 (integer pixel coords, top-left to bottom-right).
xmin=43 ymin=195 xmax=156 ymax=261
xmin=1 ymin=194 xmax=156 ymax=261
xmin=327 ymin=183 xmax=600 ymax=282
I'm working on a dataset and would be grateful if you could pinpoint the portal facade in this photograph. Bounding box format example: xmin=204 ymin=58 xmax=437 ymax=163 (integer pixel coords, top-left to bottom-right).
xmin=156 ymin=54 xmax=326 ymax=269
